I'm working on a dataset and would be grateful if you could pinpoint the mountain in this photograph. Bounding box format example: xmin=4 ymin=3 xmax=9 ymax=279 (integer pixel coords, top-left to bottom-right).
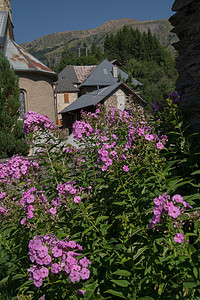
xmin=21 ymin=18 xmax=178 ymax=67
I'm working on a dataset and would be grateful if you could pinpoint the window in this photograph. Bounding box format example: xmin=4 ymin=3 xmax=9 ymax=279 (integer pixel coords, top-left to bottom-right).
xmin=19 ymin=90 xmax=26 ymax=118
xmin=64 ymin=93 xmax=69 ymax=103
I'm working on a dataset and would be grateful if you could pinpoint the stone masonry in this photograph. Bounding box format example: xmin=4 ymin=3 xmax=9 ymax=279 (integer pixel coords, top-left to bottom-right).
xmin=169 ymin=0 xmax=200 ymax=131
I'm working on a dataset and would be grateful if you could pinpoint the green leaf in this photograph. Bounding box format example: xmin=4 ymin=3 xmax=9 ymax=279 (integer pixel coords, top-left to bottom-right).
xmin=191 ymin=170 xmax=200 ymax=176
xmin=113 ymin=269 xmax=131 ymax=277
xmin=133 ymin=246 xmax=148 ymax=261
xmin=84 ymin=280 xmax=98 ymax=299
xmin=12 ymin=274 xmax=26 ymax=280
xmin=95 ymin=216 xmax=109 ymax=225
xmin=183 ymin=278 xmax=199 ymax=288
xmin=0 ymin=276 xmax=9 ymax=285
xmin=111 ymin=279 xmax=130 ymax=287
xmin=193 ymin=267 xmax=199 ymax=280
xmin=104 ymin=289 xmax=127 ymax=299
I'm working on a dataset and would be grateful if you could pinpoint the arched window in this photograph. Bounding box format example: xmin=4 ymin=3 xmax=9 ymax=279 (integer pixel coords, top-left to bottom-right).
xmin=19 ymin=90 xmax=26 ymax=118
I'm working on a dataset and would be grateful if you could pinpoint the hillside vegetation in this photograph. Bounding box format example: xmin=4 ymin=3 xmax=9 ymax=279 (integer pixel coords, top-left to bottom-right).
xmin=22 ymin=18 xmax=178 ymax=67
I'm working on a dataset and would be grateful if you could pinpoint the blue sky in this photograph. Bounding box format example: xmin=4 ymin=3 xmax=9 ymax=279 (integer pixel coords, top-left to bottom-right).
xmin=11 ymin=0 xmax=175 ymax=44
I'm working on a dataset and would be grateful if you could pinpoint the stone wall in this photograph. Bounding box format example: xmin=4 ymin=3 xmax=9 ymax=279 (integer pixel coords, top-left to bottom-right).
xmin=169 ymin=0 xmax=200 ymax=131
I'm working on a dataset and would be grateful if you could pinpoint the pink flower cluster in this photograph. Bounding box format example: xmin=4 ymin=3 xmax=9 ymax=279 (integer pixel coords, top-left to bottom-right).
xmin=57 ymin=181 xmax=83 ymax=204
xmin=149 ymin=193 xmax=193 ymax=243
xmin=72 ymin=121 xmax=94 ymax=140
xmin=23 ymin=111 xmax=56 ymax=134
xmin=0 ymin=155 xmax=39 ymax=184
xmin=76 ymin=106 xmax=167 ymax=174
xmin=28 ymin=234 xmax=91 ymax=288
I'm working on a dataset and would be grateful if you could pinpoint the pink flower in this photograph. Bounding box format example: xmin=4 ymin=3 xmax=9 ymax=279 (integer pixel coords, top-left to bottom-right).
xmin=43 ymin=255 xmax=51 ymax=265
xmin=33 ymin=269 xmax=42 ymax=281
xmin=156 ymin=142 xmax=164 ymax=150
xmin=80 ymin=257 xmax=91 ymax=268
xmin=174 ymin=233 xmax=185 ymax=243
xmin=40 ymin=267 xmax=49 ymax=278
xmin=49 ymin=207 xmax=57 ymax=215
xmin=51 ymin=263 xmax=62 ymax=274
xmin=52 ymin=246 xmax=62 ymax=258
xmin=69 ymin=271 xmax=80 ymax=282
xmin=123 ymin=165 xmax=129 ymax=172
xmin=38 ymin=246 xmax=49 ymax=258
xmin=80 ymin=268 xmax=90 ymax=280
xmin=172 ymin=194 xmax=183 ymax=203
xmin=78 ymin=290 xmax=86 ymax=296
xmin=68 ymin=241 xmax=76 ymax=248
xmin=145 ymin=134 xmax=154 ymax=141
xmin=168 ymin=205 xmax=181 ymax=218
xmin=34 ymin=278 xmax=43 ymax=287
xmin=74 ymin=196 xmax=81 ymax=203
xmin=20 ymin=218 xmax=26 ymax=225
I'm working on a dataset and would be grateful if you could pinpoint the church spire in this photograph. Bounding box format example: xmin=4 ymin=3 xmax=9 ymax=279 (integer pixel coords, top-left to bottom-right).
xmin=0 ymin=0 xmax=12 ymax=22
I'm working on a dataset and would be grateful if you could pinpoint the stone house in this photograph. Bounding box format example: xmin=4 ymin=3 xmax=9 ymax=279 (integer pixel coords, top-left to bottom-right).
xmin=60 ymin=81 xmax=146 ymax=133
xmin=0 ymin=0 xmax=57 ymax=122
xmin=55 ymin=65 xmax=96 ymax=125
xmin=56 ymin=59 xmax=143 ymax=130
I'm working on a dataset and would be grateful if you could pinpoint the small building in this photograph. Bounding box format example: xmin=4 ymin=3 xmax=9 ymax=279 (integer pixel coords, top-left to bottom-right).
xmin=55 ymin=65 xmax=96 ymax=125
xmin=56 ymin=59 xmax=143 ymax=129
xmin=60 ymin=81 xmax=146 ymax=133
xmin=0 ymin=0 xmax=57 ymax=122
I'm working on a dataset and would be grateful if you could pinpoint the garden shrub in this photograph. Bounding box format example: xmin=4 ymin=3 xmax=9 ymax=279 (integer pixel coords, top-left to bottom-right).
xmin=0 ymin=103 xmax=199 ymax=299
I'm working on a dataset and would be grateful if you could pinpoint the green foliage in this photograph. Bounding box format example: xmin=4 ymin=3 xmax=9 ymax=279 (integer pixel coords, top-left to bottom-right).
xmin=124 ymin=58 xmax=177 ymax=105
xmin=0 ymin=51 xmax=29 ymax=158
xmin=0 ymin=101 xmax=199 ymax=299
xmin=103 ymin=26 xmax=178 ymax=105
xmin=104 ymin=26 xmax=169 ymax=66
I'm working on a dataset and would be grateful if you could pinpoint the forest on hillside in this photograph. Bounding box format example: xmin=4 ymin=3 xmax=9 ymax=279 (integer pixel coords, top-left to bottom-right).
xmin=54 ymin=26 xmax=178 ymax=105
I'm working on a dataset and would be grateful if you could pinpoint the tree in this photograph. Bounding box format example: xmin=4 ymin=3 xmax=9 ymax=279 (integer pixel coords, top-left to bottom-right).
xmin=0 ymin=51 xmax=29 ymax=158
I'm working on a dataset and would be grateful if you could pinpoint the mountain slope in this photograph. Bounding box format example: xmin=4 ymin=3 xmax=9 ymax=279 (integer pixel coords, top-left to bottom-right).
xmin=22 ymin=18 xmax=178 ymax=66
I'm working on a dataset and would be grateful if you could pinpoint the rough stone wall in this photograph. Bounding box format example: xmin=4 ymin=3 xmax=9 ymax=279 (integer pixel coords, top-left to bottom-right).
xmin=169 ymin=0 xmax=200 ymax=130
xmin=18 ymin=72 xmax=56 ymax=122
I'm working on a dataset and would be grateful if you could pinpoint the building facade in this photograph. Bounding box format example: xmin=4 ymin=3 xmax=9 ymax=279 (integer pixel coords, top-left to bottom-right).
xmin=0 ymin=0 xmax=57 ymax=122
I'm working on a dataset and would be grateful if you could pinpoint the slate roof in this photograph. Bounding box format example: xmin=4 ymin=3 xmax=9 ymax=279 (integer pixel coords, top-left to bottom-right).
xmin=79 ymin=59 xmax=142 ymax=87
xmin=56 ymin=65 xmax=96 ymax=92
xmin=58 ymin=65 xmax=79 ymax=83
xmin=4 ymin=37 xmax=57 ymax=78
xmin=60 ymin=82 xmax=145 ymax=114
xmin=0 ymin=11 xmax=8 ymax=46
xmin=56 ymin=80 xmax=79 ymax=93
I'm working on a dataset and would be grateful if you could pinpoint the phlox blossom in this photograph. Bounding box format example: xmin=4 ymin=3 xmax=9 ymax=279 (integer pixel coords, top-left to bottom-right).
xmin=80 ymin=268 xmax=90 ymax=280
xmin=123 ymin=165 xmax=129 ymax=172
xmin=174 ymin=233 xmax=185 ymax=243
xmin=49 ymin=207 xmax=57 ymax=215
xmin=74 ymin=196 xmax=81 ymax=203
xmin=156 ymin=142 xmax=164 ymax=150
xmin=168 ymin=205 xmax=181 ymax=218
xmin=52 ymin=246 xmax=62 ymax=258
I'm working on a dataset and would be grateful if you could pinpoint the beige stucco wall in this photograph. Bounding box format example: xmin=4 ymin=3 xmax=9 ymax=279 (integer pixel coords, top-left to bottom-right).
xmin=18 ymin=72 xmax=56 ymax=122
xmin=57 ymin=92 xmax=78 ymax=121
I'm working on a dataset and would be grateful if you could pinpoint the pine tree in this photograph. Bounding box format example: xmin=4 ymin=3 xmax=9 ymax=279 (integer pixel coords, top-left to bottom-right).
xmin=0 ymin=50 xmax=29 ymax=158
